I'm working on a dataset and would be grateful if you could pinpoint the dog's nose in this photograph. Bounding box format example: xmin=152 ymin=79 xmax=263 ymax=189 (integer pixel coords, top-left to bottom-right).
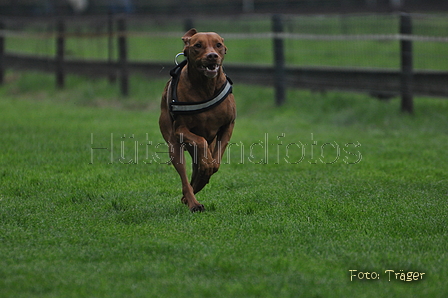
xmin=206 ymin=52 xmax=219 ymax=60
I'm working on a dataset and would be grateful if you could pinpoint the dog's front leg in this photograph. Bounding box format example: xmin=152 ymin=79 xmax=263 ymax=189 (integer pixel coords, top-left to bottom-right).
xmin=170 ymin=143 xmax=205 ymax=212
xmin=172 ymin=127 xmax=211 ymax=212
xmin=190 ymin=122 xmax=235 ymax=194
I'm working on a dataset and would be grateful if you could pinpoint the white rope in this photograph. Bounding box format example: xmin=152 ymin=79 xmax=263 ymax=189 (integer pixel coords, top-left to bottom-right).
xmin=1 ymin=29 xmax=448 ymax=43
xmin=222 ymin=32 xmax=448 ymax=43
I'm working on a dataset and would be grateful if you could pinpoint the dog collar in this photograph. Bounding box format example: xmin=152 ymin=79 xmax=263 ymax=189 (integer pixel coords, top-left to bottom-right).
xmin=169 ymin=60 xmax=233 ymax=115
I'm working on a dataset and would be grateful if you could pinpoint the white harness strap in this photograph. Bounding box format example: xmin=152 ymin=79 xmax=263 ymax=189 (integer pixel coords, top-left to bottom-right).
xmin=170 ymin=80 xmax=232 ymax=114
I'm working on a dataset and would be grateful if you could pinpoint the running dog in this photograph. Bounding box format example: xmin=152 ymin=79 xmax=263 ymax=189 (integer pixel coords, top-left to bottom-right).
xmin=159 ymin=29 xmax=236 ymax=212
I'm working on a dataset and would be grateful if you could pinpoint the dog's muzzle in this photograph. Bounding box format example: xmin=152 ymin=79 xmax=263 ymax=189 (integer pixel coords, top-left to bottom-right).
xmin=199 ymin=64 xmax=220 ymax=78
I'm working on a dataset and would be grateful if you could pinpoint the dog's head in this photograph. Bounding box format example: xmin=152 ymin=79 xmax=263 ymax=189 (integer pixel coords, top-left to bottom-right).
xmin=182 ymin=28 xmax=227 ymax=79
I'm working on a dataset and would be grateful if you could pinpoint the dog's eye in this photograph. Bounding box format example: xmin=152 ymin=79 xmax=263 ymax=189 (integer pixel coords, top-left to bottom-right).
xmin=194 ymin=43 xmax=202 ymax=48
xmin=216 ymin=43 xmax=222 ymax=48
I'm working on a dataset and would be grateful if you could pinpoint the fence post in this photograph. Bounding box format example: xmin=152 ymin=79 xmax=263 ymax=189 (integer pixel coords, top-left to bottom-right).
xmin=272 ymin=14 xmax=286 ymax=106
xmin=117 ymin=18 xmax=128 ymax=96
xmin=56 ymin=19 xmax=65 ymax=89
xmin=0 ymin=21 xmax=4 ymax=85
xmin=108 ymin=11 xmax=116 ymax=83
xmin=400 ymin=13 xmax=413 ymax=113
xmin=184 ymin=18 xmax=194 ymax=32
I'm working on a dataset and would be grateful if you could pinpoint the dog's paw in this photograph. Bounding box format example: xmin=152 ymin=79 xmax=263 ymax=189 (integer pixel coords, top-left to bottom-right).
xmin=190 ymin=204 xmax=205 ymax=213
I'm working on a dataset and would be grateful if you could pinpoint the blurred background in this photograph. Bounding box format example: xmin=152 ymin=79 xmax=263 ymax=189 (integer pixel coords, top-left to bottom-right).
xmin=0 ymin=0 xmax=447 ymax=15
xmin=0 ymin=0 xmax=447 ymax=108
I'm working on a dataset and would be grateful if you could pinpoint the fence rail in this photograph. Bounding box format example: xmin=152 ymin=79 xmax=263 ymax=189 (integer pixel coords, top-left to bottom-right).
xmin=1 ymin=13 xmax=448 ymax=113
xmin=4 ymin=52 xmax=447 ymax=96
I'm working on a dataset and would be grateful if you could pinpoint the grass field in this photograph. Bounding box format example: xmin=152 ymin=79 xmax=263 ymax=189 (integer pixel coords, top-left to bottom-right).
xmin=0 ymin=71 xmax=447 ymax=297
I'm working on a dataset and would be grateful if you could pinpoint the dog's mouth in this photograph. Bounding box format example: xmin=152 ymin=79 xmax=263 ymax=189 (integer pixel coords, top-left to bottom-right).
xmin=198 ymin=63 xmax=220 ymax=78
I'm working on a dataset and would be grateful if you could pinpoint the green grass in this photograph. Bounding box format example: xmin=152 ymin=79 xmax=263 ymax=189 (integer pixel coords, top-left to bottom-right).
xmin=0 ymin=71 xmax=447 ymax=297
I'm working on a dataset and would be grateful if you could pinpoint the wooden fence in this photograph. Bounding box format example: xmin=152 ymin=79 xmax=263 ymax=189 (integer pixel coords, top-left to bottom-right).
xmin=1 ymin=14 xmax=448 ymax=114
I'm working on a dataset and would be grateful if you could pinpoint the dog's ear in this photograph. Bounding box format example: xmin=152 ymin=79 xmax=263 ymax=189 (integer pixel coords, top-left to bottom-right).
xmin=182 ymin=28 xmax=197 ymax=57
xmin=182 ymin=28 xmax=197 ymax=46
xmin=221 ymin=37 xmax=227 ymax=54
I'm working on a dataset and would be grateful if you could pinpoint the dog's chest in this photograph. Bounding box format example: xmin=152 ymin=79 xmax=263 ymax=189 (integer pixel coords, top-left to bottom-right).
xmin=175 ymin=102 xmax=233 ymax=140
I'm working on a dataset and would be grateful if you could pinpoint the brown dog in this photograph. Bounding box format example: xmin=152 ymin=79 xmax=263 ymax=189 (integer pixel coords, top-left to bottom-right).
xmin=159 ymin=29 xmax=236 ymax=212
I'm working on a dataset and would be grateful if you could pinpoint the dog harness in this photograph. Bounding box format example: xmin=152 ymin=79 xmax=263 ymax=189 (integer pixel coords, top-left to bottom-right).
xmin=168 ymin=60 xmax=233 ymax=117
